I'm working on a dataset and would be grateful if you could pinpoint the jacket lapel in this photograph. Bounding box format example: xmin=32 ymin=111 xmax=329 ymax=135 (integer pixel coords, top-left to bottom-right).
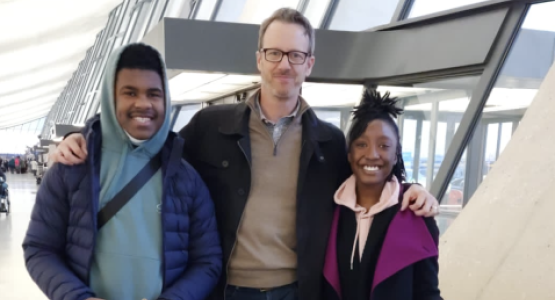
xmin=323 ymin=206 xmax=342 ymax=299
xmin=322 ymin=182 xmax=438 ymax=299
xmin=218 ymin=101 xmax=252 ymax=166
xmin=322 ymin=205 xmax=400 ymax=300
xmin=371 ymin=211 xmax=439 ymax=291
xmin=217 ymin=91 xmax=333 ymax=180
xmin=297 ymin=108 xmax=332 ymax=196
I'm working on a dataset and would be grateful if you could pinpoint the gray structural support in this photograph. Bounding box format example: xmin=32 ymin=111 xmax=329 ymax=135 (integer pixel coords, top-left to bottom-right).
xmin=143 ymin=7 xmax=507 ymax=82
xmin=429 ymin=2 xmax=530 ymax=200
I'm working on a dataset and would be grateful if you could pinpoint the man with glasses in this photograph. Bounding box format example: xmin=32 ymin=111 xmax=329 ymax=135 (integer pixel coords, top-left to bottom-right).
xmin=53 ymin=8 xmax=439 ymax=300
xmin=180 ymin=9 xmax=438 ymax=300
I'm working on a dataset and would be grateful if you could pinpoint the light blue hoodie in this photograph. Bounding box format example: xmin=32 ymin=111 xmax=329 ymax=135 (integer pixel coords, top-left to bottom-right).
xmin=89 ymin=44 xmax=172 ymax=300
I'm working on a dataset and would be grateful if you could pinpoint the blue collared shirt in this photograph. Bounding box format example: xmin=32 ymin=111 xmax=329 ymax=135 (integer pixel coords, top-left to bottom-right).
xmin=255 ymin=96 xmax=301 ymax=145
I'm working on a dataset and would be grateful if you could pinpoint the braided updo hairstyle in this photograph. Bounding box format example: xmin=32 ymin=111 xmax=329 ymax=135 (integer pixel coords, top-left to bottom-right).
xmin=347 ymin=89 xmax=406 ymax=182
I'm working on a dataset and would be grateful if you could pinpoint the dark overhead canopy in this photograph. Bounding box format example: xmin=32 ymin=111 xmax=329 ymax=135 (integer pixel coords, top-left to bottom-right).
xmin=142 ymin=7 xmax=508 ymax=84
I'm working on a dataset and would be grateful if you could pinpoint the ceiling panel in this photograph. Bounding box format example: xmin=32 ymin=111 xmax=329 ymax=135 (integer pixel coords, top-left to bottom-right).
xmin=0 ymin=0 xmax=123 ymax=129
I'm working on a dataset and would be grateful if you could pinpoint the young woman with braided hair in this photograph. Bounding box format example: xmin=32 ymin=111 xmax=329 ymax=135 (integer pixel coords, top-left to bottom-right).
xmin=322 ymin=90 xmax=443 ymax=300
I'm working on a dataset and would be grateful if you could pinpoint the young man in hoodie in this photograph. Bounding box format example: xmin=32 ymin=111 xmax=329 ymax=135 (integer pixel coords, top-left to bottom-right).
xmin=23 ymin=43 xmax=222 ymax=300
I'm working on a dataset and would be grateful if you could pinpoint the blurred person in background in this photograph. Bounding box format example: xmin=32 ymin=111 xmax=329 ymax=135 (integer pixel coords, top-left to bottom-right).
xmin=8 ymin=157 xmax=15 ymax=174
xmin=30 ymin=159 xmax=38 ymax=176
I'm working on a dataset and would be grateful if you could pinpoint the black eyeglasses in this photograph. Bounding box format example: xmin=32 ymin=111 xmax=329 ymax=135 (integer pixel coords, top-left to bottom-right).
xmin=260 ymin=48 xmax=310 ymax=65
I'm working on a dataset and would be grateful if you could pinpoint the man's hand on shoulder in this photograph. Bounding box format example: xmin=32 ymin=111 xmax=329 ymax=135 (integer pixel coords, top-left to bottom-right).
xmin=50 ymin=133 xmax=88 ymax=165
xmin=401 ymin=184 xmax=440 ymax=217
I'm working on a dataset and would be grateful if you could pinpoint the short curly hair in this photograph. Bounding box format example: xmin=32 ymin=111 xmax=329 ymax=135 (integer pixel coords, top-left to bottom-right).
xmin=116 ymin=43 xmax=163 ymax=80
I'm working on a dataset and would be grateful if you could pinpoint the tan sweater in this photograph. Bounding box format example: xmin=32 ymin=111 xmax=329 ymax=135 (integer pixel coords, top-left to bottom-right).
xmin=227 ymin=97 xmax=308 ymax=288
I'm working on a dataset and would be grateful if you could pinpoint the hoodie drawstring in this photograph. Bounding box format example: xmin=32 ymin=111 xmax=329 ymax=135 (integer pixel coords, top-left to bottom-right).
xmin=350 ymin=212 xmax=363 ymax=270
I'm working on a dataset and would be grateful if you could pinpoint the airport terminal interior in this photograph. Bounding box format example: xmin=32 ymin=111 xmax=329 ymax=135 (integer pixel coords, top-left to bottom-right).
xmin=1 ymin=0 xmax=555 ymax=299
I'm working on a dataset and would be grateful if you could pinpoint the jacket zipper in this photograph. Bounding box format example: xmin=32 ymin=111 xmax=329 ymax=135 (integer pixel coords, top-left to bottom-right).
xmin=271 ymin=110 xmax=304 ymax=157
xmin=226 ymin=111 xmax=305 ymax=297
xmin=85 ymin=129 xmax=97 ymax=285
xmin=224 ymin=140 xmax=251 ymax=299
xmin=161 ymin=173 xmax=168 ymax=287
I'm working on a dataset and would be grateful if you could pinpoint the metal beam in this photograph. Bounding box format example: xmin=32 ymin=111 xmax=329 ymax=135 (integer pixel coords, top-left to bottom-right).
xmin=320 ymin=0 xmax=340 ymax=30
xmin=445 ymin=120 xmax=456 ymax=154
xmin=426 ymin=101 xmax=439 ymax=188
xmin=297 ymin=0 xmax=309 ymax=14
xmin=463 ymin=121 xmax=485 ymax=206
xmin=413 ymin=118 xmax=423 ymax=182
xmin=402 ymin=90 xmax=470 ymax=106
xmin=430 ymin=2 xmax=530 ymax=201
xmin=374 ymin=0 xmax=547 ymax=32
xmin=144 ymin=7 xmax=507 ymax=82
xmin=495 ymin=121 xmax=503 ymax=160
xmin=390 ymin=0 xmax=414 ymax=22
xmin=210 ymin=0 xmax=223 ymax=21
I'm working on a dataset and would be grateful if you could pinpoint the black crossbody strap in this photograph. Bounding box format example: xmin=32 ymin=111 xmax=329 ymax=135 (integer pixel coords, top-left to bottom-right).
xmin=97 ymin=154 xmax=161 ymax=230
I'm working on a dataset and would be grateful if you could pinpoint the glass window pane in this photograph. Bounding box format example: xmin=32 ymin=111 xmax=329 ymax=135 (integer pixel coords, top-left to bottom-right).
xmin=409 ymin=0 xmax=490 ymax=19
xmin=482 ymin=123 xmax=499 ymax=179
xmin=0 ymin=123 xmax=40 ymax=154
xmin=83 ymin=94 xmax=97 ymax=122
xmin=522 ymin=2 xmax=555 ymax=32
xmin=173 ymin=104 xmax=202 ymax=131
xmin=438 ymin=1 xmax=555 ymax=235
xmin=123 ymin=6 xmax=141 ymax=44
xmin=499 ymin=122 xmax=512 ymax=155
xmin=302 ymin=82 xmax=363 ymax=107
xmin=21 ymin=122 xmax=31 ymax=133
xmin=28 ymin=120 xmax=37 ymax=135
xmin=434 ymin=121 xmax=448 ymax=179
xmin=402 ymin=119 xmax=417 ymax=172
xmin=382 ymin=75 xmax=480 ymax=189
xmin=196 ymin=0 xmax=219 ymax=20
xmin=329 ymin=0 xmax=398 ymax=31
xmin=112 ymin=1 xmax=134 ymax=50
xmin=29 ymin=119 xmax=40 ymax=135
xmin=304 ymin=0 xmax=332 ymax=29
xmin=216 ymin=0 xmax=249 ymax=22
xmin=313 ymin=110 xmax=341 ymax=128
xmin=128 ymin=0 xmax=158 ymax=42
xmin=419 ymin=120 xmax=431 ymax=186
xmin=217 ymin=0 xmax=301 ymax=24
xmin=246 ymin=0 xmax=301 ymax=24
xmin=37 ymin=118 xmax=46 ymax=131
xmin=27 ymin=119 xmax=39 ymax=133
xmin=147 ymin=0 xmax=171 ymax=32
xmin=469 ymin=1 xmax=555 ymax=188
xmin=438 ymin=147 xmax=467 ymax=234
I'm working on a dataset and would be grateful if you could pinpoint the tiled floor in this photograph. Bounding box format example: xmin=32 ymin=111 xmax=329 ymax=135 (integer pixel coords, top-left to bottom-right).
xmin=0 ymin=172 xmax=48 ymax=300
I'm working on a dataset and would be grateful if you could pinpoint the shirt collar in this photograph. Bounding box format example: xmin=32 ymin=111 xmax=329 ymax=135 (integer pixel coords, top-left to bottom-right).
xmin=256 ymin=94 xmax=301 ymax=124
